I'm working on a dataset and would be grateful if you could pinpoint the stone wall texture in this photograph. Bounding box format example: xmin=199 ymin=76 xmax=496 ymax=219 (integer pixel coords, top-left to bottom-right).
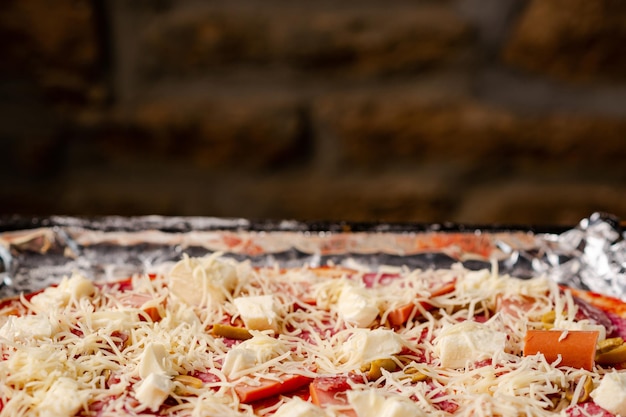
xmin=1 ymin=0 xmax=625 ymax=226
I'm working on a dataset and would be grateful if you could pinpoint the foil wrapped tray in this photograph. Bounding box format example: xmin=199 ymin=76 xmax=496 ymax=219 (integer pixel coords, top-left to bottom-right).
xmin=0 ymin=213 xmax=624 ymax=301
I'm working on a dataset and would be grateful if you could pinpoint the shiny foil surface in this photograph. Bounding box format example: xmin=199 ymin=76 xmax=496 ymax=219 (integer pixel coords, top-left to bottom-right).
xmin=0 ymin=213 xmax=623 ymax=300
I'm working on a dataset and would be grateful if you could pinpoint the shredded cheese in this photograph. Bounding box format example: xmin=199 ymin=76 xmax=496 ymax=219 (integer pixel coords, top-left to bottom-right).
xmin=0 ymin=255 xmax=620 ymax=416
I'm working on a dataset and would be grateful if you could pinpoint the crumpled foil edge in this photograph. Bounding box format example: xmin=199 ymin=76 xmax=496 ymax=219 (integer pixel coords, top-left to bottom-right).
xmin=0 ymin=212 xmax=624 ymax=300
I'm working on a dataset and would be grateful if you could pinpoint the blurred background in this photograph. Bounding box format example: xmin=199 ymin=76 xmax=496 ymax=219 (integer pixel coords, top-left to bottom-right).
xmin=1 ymin=0 xmax=625 ymax=227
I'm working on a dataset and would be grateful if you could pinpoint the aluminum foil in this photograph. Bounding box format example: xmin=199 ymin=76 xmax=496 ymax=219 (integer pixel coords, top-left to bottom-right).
xmin=0 ymin=213 xmax=624 ymax=301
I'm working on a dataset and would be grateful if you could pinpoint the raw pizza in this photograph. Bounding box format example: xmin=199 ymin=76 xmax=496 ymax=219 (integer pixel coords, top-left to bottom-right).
xmin=2 ymin=254 xmax=626 ymax=417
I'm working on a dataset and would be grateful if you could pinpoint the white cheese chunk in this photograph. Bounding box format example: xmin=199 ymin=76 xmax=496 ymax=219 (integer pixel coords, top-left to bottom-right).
xmin=169 ymin=255 xmax=238 ymax=307
xmin=347 ymin=389 xmax=426 ymax=417
xmin=30 ymin=273 xmax=95 ymax=310
xmin=221 ymin=348 xmax=257 ymax=379
xmin=337 ymin=285 xmax=379 ymax=328
xmin=66 ymin=273 xmax=96 ymax=300
xmin=340 ymin=328 xmax=404 ymax=365
xmin=0 ymin=314 xmax=54 ymax=342
xmin=380 ymin=397 xmax=425 ymax=417
xmin=435 ymin=321 xmax=507 ymax=368
xmin=30 ymin=286 xmax=67 ymax=310
xmin=590 ymin=371 xmax=626 ymax=415
xmin=37 ymin=377 xmax=89 ymax=417
xmin=138 ymin=343 xmax=169 ymax=378
xmin=135 ymin=372 xmax=173 ymax=412
xmin=273 ymin=397 xmax=327 ymax=417
xmin=222 ymin=333 xmax=287 ymax=378
xmin=234 ymin=295 xmax=279 ymax=331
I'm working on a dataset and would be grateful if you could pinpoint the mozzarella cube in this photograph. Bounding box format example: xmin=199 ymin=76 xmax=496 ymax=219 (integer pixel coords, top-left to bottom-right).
xmin=222 ymin=333 xmax=287 ymax=378
xmin=135 ymin=372 xmax=173 ymax=412
xmin=273 ymin=397 xmax=326 ymax=417
xmin=138 ymin=343 xmax=169 ymax=378
xmin=30 ymin=273 xmax=95 ymax=310
xmin=221 ymin=348 xmax=257 ymax=378
xmin=37 ymin=377 xmax=88 ymax=417
xmin=169 ymin=256 xmax=239 ymax=307
xmin=379 ymin=396 xmax=426 ymax=417
xmin=234 ymin=295 xmax=279 ymax=331
xmin=347 ymin=390 xmax=425 ymax=417
xmin=337 ymin=285 xmax=379 ymax=328
xmin=239 ymin=333 xmax=287 ymax=361
xmin=30 ymin=286 xmax=69 ymax=310
xmin=66 ymin=273 xmax=96 ymax=300
xmin=590 ymin=371 xmax=626 ymax=415
xmin=340 ymin=328 xmax=404 ymax=365
xmin=347 ymin=389 xmax=385 ymax=416
xmin=435 ymin=321 xmax=507 ymax=368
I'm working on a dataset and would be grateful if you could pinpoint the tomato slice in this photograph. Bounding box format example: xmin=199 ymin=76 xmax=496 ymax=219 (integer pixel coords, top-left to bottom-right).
xmin=235 ymin=374 xmax=313 ymax=404
xmin=388 ymin=281 xmax=456 ymax=326
xmin=309 ymin=375 xmax=358 ymax=416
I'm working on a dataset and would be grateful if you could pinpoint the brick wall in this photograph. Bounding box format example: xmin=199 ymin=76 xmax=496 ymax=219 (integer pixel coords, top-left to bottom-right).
xmin=1 ymin=0 xmax=625 ymax=226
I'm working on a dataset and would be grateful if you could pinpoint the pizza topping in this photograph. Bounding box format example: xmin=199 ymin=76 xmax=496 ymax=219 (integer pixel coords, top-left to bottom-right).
xmin=37 ymin=376 xmax=90 ymax=417
xmin=338 ymin=328 xmax=404 ymax=367
xmin=172 ymin=374 xmax=204 ymax=395
xmin=387 ymin=303 xmax=418 ymax=327
xmin=346 ymin=389 xmax=426 ymax=417
xmin=597 ymin=337 xmax=624 ymax=353
xmin=336 ymin=284 xmax=379 ymax=328
xmin=607 ymin=312 xmax=626 ymax=340
xmin=387 ymin=281 xmax=456 ymax=326
xmin=553 ymin=317 xmax=607 ymax=342
xmin=595 ymin=341 xmax=626 ymax=366
xmin=565 ymin=402 xmax=615 ymax=417
xmin=550 ymin=288 xmax=610 ymax=343
xmin=29 ymin=273 xmax=95 ymax=311
xmin=572 ymin=295 xmax=615 ymax=335
xmin=168 ymin=254 xmax=239 ymax=307
xmin=542 ymin=310 xmax=557 ymax=329
xmin=314 ymin=278 xmax=349 ymax=310
xmin=2 ymin=254 xmax=626 ymax=416
xmin=564 ymin=375 xmax=594 ymax=404
xmin=523 ymin=329 xmax=599 ymax=371
xmin=222 ymin=332 xmax=288 ymax=378
xmin=309 ymin=376 xmax=353 ymax=412
xmin=401 ymin=365 xmax=429 ymax=382
xmin=361 ymin=358 xmax=398 ymax=381
xmin=234 ymin=374 xmax=313 ymax=403
xmin=273 ymin=396 xmax=327 ymax=417
xmin=212 ymin=323 xmax=253 ymax=340
xmin=135 ymin=372 xmax=173 ymax=412
xmin=233 ymin=294 xmax=280 ymax=332
xmin=590 ymin=371 xmax=626 ymax=415
xmin=434 ymin=321 xmax=507 ymax=368
xmin=137 ymin=342 xmax=170 ymax=378
xmin=0 ymin=314 xmax=55 ymax=342
xmin=118 ymin=292 xmax=164 ymax=322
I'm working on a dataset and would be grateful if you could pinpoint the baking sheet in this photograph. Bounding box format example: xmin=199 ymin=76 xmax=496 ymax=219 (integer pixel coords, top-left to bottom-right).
xmin=0 ymin=213 xmax=624 ymax=301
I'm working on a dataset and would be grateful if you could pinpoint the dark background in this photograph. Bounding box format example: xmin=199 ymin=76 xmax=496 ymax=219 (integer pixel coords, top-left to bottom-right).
xmin=1 ymin=0 xmax=625 ymax=227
